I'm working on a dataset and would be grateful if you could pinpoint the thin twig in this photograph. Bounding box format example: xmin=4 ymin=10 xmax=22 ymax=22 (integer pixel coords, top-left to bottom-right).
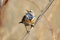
xmin=34 ymin=0 xmax=54 ymax=26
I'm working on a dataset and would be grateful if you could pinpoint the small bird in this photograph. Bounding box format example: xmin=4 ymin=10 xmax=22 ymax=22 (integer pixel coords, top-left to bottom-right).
xmin=19 ymin=10 xmax=35 ymax=33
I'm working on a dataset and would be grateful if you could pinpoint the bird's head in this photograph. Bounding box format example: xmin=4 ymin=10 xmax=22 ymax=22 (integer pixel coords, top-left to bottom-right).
xmin=26 ymin=10 xmax=35 ymax=17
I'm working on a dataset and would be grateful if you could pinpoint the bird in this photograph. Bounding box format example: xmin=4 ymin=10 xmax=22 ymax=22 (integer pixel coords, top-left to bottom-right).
xmin=19 ymin=10 xmax=35 ymax=33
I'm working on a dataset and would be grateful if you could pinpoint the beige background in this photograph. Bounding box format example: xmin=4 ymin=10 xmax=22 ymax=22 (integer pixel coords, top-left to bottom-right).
xmin=0 ymin=0 xmax=60 ymax=40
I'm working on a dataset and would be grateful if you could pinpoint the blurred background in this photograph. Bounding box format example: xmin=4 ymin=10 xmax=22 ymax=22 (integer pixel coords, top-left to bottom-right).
xmin=0 ymin=0 xmax=60 ymax=40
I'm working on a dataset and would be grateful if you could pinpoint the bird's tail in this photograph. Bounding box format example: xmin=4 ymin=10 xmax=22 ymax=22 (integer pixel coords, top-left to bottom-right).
xmin=19 ymin=21 xmax=23 ymax=24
